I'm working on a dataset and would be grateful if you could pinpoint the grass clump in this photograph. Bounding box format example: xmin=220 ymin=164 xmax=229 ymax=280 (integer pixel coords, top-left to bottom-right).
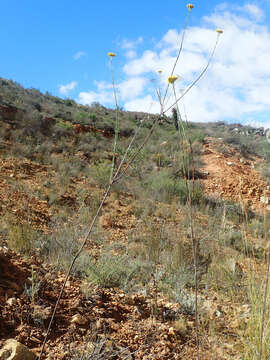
xmin=7 ymin=222 xmax=39 ymax=254
xmin=86 ymin=252 xmax=149 ymax=291
xmin=241 ymin=274 xmax=270 ymax=360
xmin=91 ymin=160 xmax=111 ymax=188
xmin=147 ymin=170 xmax=204 ymax=204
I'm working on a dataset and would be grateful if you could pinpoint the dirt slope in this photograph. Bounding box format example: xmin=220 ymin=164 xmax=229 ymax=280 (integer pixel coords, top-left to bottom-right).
xmin=0 ymin=247 xmax=219 ymax=360
xmin=201 ymin=137 xmax=269 ymax=213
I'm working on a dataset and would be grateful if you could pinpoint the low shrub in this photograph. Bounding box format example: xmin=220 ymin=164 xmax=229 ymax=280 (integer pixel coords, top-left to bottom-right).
xmin=91 ymin=160 xmax=111 ymax=188
xmin=147 ymin=171 xmax=204 ymax=204
xmin=86 ymin=253 xmax=150 ymax=291
xmin=7 ymin=222 xmax=40 ymax=254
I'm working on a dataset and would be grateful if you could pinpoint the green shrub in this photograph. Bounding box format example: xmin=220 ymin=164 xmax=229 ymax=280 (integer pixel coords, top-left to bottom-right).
xmin=38 ymin=221 xmax=95 ymax=275
xmin=86 ymin=253 xmax=149 ymax=290
xmin=147 ymin=171 xmax=204 ymax=204
xmin=91 ymin=160 xmax=111 ymax=188
xmin=7 ymin=222 xmax=39 ymax=254
xmin=52 ymin=119 xmax=73 ymax=139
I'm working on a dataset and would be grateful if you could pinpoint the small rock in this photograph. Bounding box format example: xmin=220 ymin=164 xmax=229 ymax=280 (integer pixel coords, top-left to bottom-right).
xmin=33 ymin=305 xmax=51 ymax=320
xmin=226 ymin=161 xmax=233 ymax=166
xmin=6 ymin=298 xmax=17 ymax=306
xmin=0 ymin=339 xmax=36 ymax=360
xmin=71 ymin=314 xmax=88 ymax=325
xmin=260 ymin=196 xmax=269 ymax=204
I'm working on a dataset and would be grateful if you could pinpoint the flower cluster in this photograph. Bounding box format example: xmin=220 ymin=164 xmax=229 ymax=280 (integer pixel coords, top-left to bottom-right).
xmin=187 ymin=3 xmax=194 ymax=10
xmin=168 ymin=75 xmax=179 ymax=84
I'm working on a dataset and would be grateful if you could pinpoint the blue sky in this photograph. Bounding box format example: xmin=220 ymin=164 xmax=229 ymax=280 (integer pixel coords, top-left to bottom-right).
xmin=2 ymin=1 xmax=270 ymax=126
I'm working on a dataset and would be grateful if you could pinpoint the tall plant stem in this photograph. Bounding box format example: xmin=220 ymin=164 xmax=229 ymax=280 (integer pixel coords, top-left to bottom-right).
xmin=172 ymin=83 xmax=200 ymax=360
xmin=163 ymin=34 xmax=221 ymax=115
xmin=162 ymin=10 xmax=191 ymax=106
xmin=38 ymin=114 xmax=156 ymax=360
xmin=110 ymin=57 xmax=120 ymax=182
xmin=259 ymin=210 xmax=270 ymax=360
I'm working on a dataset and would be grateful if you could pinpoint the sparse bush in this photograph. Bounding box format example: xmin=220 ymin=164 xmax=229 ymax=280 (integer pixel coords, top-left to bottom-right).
xmin=147 ymin=170 xmax=204 ymax=204
xmin=91 ymin=160 xmax=111 ymax=188
xmin=260 ymin=163 xmax=270 ymax=183
xmin=38 ymin=222 xmax=93 ymax=275
xmin=52 ymin=119 xmax=73 ymax=139
xmin=7 ymin=222 xmax=39 ymax=254
xmin=10 ymin=142 xmax=34 ymax=159
xmin=242 ymin=275 xmax=270 ymax=360
xmin=86 ymin=252 xmax=149 ymax=290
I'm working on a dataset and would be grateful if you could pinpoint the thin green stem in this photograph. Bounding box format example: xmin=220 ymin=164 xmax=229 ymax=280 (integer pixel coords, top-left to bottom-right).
xmin=38 ymin=116 xmax=152 ymax=360
xmin=163 ymin=34 xmax=221 ymax=115
xmin=110 ymin=57 xmax=120 ymax=183
xmin=259 ymin=211 xmax=270 ymax=360
xmin=172 ymin=82 xmax=200 ymax=360
xmin=152 ymin=79 xmax=163 ymax=113
xmin=162 ymin=10 xmax=191 ymax=106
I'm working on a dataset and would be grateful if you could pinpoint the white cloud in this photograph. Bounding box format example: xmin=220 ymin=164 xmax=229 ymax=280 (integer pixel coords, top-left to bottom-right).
xmin=121 ymin=36 xmax=143 ymax=49
xmin=59 ymin=81 xmax=77 ymax=95
xmin=120 ymin=3 xmax=270 ymax=125
xmin=125 ymin=50 xmax=137 ymax=59
xmin=73 ymin=51 xmax=87 ymax=60
xmin=77 ymin=77 xmax=148 ymax=106
xmin=77 ymin=3 xmax=270 ymax=127
xmin=241 ymin=4 xmax=264 ymax=21
xmin=77 ymin=90 xmax=113 ymax=105
xmin=125 ymin=95 xmax=160 ymax=113
xmin=119 ymin=77 xmax=148 ymax=100
xmin=94 ymin=81 xmax=113 ymax=91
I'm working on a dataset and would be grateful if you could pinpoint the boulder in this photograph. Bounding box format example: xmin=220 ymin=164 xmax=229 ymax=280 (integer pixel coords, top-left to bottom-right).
xmin=0 ymin=339 xmax=36 ymax=360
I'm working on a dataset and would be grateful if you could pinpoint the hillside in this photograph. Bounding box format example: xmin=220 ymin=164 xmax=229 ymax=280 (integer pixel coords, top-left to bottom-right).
xmin=1 ymin=79 xmax=270 ymax=359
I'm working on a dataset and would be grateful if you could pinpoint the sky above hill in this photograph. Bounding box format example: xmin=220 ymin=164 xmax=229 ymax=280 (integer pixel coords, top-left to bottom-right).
xmin=2 ymin=0 xmax=270 ymax=127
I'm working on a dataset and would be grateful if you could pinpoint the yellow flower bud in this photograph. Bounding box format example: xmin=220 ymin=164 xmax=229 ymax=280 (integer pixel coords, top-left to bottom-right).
xmin=216 ymin=29 xmax=223 ymax=34
xmin=168 ymin=75 xmax=179 ymax=84
xmin=187 ymin=4 xmax=194 ymax=10
xmin=108 ymin=52 xmax=116 ymax=58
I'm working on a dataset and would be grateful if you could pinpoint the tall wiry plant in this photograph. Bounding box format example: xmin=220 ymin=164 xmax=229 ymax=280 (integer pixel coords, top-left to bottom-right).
xmin=157 ymin=19 xmax=223 ymax=360
xmin=38 ymin=5 xmax=222 ymax=359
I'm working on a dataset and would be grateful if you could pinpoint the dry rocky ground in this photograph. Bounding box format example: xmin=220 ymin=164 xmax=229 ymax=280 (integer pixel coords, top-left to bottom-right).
xmin=0 ymin=136 xmax=270 ymax=359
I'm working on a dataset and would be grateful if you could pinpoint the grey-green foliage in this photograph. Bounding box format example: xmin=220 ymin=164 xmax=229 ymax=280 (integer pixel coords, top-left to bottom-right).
xmin=91 ymin=160 xmax=111 ymax=188
xmin=86 ymin=253 xmax=150 ymax=290
xmin=38 ymin=222 xmax=93 ymax=275
xmin=7 ymin=222 xmax=40 ymax=254
xmin=147 ymin=170 xmax=204 ymax=204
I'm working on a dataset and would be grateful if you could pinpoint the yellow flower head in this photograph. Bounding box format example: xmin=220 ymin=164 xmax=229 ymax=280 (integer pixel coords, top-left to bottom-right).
xmin=187 ymin=3 xmax=194 ymax=10
xmin=168 ymin=75 xmax=179 ymax=84
xmin=216 ymin=29 xmax=223 ymax=34
xmin=108 ymin=52 xmax=116 ymax=58
xmin=157 ymin=70 xmax=162 ymax=74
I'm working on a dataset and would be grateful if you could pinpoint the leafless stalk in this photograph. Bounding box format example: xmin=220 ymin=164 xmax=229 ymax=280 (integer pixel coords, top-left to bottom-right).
xmin=163 ymin=34 xmax=221 ymax=115
xmin=259 ymin=210 xmax=270 ymax=360
xmin=38 ymin=114 xmax=159 ymax=360
xmin=171 ymin=84 xmax=200 ymax=359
